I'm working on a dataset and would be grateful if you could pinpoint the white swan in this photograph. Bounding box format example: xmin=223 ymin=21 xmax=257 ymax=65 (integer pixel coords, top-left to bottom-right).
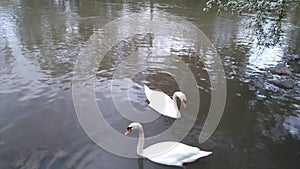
xmin=144 ymin=85 xmax=187 ymax=118
xmin=125 ymin=122 xmax=212 ymax=167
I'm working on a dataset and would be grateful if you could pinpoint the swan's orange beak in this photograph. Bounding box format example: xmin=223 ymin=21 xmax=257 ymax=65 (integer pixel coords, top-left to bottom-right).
xmin=182 ymin=100 xmax=187 ymax=108
xmin=125 ymin=129 xmax=131 ymax=136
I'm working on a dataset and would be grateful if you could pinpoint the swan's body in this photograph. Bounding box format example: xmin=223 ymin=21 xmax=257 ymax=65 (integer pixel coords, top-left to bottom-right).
xmin=125 ymin=122 xmax=212 ymax=167
xmin=144 ymin=85 xmax=187 ymax=119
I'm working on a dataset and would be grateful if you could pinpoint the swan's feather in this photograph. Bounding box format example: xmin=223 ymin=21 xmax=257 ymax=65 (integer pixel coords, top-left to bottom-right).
xmin=142 ymin=141 xmax=212 ymax=167
xmin=144 ymin=85 xmax=180 ymax=118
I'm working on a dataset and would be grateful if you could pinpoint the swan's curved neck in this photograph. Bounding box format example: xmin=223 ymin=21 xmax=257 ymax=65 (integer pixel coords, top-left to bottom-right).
xmin=172 ymin=92 xmax=181 ymax=115
xmin=136 ymin=124 xmax=144 ymax=156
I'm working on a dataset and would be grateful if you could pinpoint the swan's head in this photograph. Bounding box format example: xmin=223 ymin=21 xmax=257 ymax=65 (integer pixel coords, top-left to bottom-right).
xmin=174 ymin=91 xmax=187 ymax=108
xmin=124 ymin=122 xmax=142 ymax=135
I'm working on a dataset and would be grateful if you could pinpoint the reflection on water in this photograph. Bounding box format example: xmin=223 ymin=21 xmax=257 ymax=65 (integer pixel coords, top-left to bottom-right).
xmin=283 ymin=115 xmax=300 ymax=140
xmin=0 ymin=0 xmax=299 ymax=169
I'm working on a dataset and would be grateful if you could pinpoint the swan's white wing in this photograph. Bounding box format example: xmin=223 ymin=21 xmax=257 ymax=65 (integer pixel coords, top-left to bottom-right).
xmin=142 ymin=141 xmax=212 ymax=167
xmin=144 ymin=85 xmax=180 ymax=118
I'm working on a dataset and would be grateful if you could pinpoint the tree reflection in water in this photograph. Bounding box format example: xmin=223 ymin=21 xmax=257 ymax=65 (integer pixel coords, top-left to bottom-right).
xmin=204 ymin=0 xmax=299 ymax=48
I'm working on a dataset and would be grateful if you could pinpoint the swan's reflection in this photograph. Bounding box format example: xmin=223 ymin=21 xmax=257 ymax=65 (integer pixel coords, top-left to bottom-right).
xmin=138 ymin=157 xmax=144 ymax=169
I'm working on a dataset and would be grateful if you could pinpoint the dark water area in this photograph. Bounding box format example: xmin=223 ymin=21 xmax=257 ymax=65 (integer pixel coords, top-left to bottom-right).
xmin=0 ymin=0 xmax=299 ymax=169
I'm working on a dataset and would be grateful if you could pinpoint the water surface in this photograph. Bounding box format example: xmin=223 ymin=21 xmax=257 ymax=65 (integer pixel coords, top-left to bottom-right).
xmin=0 ymin=0 xmax=299 ymax=169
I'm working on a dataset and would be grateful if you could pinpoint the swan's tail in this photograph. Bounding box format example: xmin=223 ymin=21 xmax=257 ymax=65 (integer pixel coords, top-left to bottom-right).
xmin=198 ymin=150 xmax=212 ymax=158
xmin=144 ymin=85 xmax=152 ymax=99
xmin=181 ymin=150 xmax=212 ymax=166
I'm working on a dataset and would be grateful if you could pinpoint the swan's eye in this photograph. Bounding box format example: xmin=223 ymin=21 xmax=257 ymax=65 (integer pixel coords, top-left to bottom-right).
xmin=127 ymin=127 xmax=132 ymax=130
xmin=183 ymin=100 xmax=187 ymax=104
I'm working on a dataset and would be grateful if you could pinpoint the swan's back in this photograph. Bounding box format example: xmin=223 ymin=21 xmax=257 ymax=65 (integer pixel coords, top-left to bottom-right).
xmin=142 ymin=141 xmax=212 ymax=167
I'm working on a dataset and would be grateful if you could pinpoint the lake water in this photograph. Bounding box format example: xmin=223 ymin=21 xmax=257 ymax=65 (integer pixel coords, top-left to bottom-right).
xmin=0 ymin=0 xmax=299 ymax=169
